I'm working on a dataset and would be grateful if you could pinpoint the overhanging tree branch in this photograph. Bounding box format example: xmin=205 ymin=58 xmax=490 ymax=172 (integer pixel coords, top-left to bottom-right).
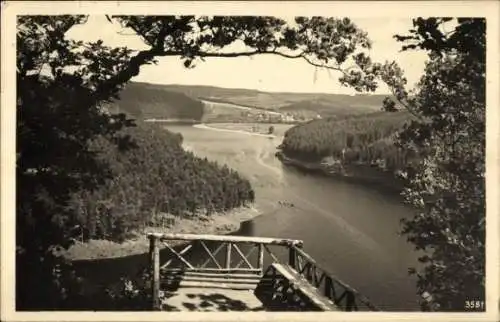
xmin=96 ymin=46 xmax=347 ymax=103
xmin=95 ymin=15 xmax=383 ymax=103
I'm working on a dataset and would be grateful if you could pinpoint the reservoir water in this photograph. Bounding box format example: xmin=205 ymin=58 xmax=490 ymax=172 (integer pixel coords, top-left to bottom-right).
xmin=164 ymin=124 xmax=422 ymax=311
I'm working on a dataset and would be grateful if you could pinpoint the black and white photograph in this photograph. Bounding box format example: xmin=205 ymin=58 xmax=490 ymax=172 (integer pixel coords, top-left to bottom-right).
xmin=1 ymin=1 xmax=499 ymax=320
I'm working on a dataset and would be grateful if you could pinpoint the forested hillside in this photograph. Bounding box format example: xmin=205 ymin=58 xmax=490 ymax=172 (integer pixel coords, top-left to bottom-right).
xmin=108 ymin=82 xmax=205 ymax=121
xmin=67 ymin=122 xmax=255 ymax=242
xmin=278 ymin=111 xmax=414 ymax=172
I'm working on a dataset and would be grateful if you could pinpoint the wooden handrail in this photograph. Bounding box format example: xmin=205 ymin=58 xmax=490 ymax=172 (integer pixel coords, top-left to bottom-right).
xmin=147 ymin=232 xmax=303 ymax=246
xmin=291 ymin=245 xmax=379 ymax=311
xmin=148 ymin=233 xmax=378 ymax=311
xmin=293 ymin=246 xmax=355 ymax=292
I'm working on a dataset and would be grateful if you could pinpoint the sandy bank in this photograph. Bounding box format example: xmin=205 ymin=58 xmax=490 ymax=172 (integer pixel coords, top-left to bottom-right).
xmin=64 ymin=207 xmax=262 ymax=261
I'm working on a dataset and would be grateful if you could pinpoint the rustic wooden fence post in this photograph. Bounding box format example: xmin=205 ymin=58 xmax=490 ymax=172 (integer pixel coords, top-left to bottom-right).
xmin=345 ymin=291 xmax=356 ymax=311
xmin=288 ymin=245 xmax=296 ymax=270
xmin=290 ymin=242 xmax=303 ymax=271
xmin=225 ymin=242 xmax=232 ymax=269
xmin=324 ymin=276 xmax=333 ymax=300
xmin=149 ymin=235 xmax=160 ymax=310
xmin=258 ymin=243 xmax=264 ymax=274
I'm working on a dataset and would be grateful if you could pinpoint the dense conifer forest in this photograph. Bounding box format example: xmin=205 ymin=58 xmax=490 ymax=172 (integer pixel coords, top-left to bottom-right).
xmin=67 ymin=121 xmax=255 ymax=242
xmin=109 ymin=82 xmax=205 ymax=121
xmin=278 ymin=111 xmax=415 ymax=172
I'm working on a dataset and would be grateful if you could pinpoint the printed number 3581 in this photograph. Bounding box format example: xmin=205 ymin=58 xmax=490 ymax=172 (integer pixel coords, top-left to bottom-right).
xmin=465 ymin=300 xmax=485 ymax=310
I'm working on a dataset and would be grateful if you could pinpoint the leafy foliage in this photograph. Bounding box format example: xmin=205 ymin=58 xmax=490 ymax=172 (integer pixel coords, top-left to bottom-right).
xmin=278 ymin=18 xmax=486 ymax=311
xmin=387 ymin=18 xmax=486 ymax=311
xmin=17 ymin=16 xmax=137 ymax=309
xmin=109 ymin=15 xmax=393 ymax=93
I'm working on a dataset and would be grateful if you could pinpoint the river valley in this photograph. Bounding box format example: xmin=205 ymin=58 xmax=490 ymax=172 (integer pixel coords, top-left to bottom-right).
xmin=165 ymin=123 xmax=422 ymax=311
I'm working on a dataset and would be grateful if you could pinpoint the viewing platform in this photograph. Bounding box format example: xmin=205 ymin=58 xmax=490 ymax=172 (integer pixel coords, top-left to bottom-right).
xmin=147 ymin=233 xmax=379 ymax=312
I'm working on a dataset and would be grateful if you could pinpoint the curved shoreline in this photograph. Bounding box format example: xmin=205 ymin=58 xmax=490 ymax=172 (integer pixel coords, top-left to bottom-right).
xmin=65 ymin=123 xmax=285 ymax=261
xmin=192 ymin=122 xmax=404 ymax=195
xmin=193 ymin=123 xmax=287 ymax=179
xmin=66 ymin=122 xmax=402 ymax=261
xmin=275 ymin=151 xmax=405 ymax=195
xmin=64 ymin=206 xmax=264 ymax=261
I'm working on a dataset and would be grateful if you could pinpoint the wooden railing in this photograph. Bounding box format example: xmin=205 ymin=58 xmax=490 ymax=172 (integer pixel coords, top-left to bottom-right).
xmin=288 ymin=245 xmax=380 ymax=311
xmin=256 ymin=263 xmax=339 ymax=311
xmin=147 ymin=233 xmax=303 ymax=310
xmin=147 ymin=233 xmax=379 ymax=311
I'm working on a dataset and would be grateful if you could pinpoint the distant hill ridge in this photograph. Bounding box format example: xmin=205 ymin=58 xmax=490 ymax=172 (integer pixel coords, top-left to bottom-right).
xmin=159 ymin=83 xmax=388 ymax=112
xmin=110 ymin=82 xmax=390 ymax=120
xmin=158 ymin=82 xmax=387 ymax=97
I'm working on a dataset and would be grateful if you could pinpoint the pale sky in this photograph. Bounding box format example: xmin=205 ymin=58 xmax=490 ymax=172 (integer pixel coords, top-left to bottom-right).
xmin=67 ymin=15 xmax=429 ymax=95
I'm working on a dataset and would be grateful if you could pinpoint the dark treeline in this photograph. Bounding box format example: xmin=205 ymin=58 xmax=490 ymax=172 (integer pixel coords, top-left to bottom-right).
xmin=67 ymin=121 xmax=255 ymax=242
xmin=109 ymin=82 xmax=205 ymax=121
xmin=279 ymin=111 xmax=415 ymax=172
